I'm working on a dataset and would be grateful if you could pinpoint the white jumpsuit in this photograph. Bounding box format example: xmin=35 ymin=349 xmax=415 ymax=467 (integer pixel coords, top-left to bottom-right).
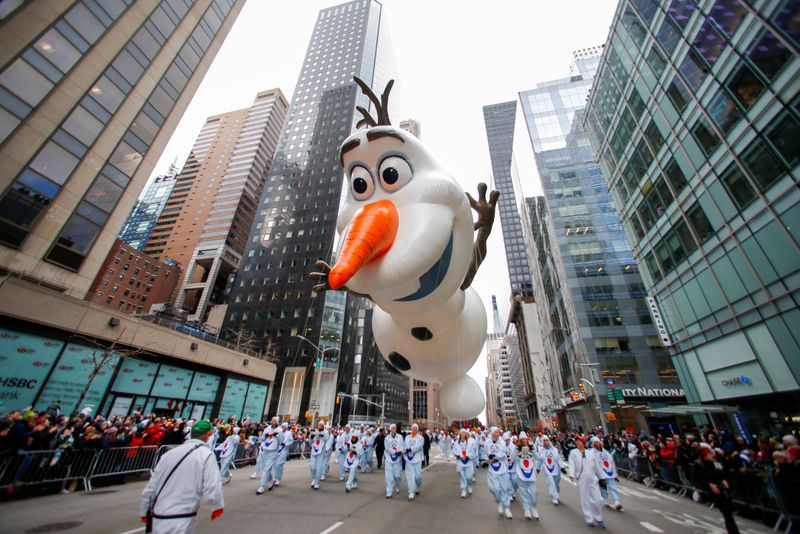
xmin=568 ymin=447 xmax=605 ymax=525
xmin=140 ymin=440 xmax=223 ymax=534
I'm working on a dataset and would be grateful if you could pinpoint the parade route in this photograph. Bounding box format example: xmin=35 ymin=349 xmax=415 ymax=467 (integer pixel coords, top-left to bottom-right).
xmin=0 ymin=457 xmax=774 ymax=534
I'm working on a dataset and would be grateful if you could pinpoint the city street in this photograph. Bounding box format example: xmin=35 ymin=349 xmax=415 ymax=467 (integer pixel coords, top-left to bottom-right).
xmin=0 ymin=456 xmax=772 ymax=534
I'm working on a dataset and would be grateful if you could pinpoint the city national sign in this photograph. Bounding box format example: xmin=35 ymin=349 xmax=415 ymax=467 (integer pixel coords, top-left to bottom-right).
xmin=620 ymin=386 xmax=685 ymax=398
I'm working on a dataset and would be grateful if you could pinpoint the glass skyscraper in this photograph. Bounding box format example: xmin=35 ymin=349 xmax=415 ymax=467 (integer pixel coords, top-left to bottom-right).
xmin=520 ymin=48 xmax=682 ymax=433
xmin=584 ymin=0 xmax=799 ymax=433
xmin=119 ymin=170 xmax=178 ymax=250
xmin=483 ymin=101 xmax=535 ymax=298
xmin=0 ymin=0 xmax=244 ymax=296
xmin=223 ymin=0 xmax=399 ymax=422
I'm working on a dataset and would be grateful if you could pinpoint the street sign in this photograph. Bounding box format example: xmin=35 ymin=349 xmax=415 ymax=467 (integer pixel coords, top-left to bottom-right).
xmin=613 ymin=387 xmax=625 ymax=404
xmin=605 ymin=378 xmax=617 ymax=389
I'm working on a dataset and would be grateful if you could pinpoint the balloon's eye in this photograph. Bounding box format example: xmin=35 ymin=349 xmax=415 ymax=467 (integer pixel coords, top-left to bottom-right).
xmin=378 ymin=156 xmax=412 ymax=192
xmin=349 ymin=165 xmax=374 ymax=201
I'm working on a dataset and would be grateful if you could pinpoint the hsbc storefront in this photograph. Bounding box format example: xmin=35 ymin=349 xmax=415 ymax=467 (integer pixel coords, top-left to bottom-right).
xmin=0 ymin=326 xmax=269 ymax=422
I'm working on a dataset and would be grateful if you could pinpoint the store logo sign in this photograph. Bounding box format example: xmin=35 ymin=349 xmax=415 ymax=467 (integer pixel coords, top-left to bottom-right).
xmin=646 ymin=297 xmax=673 ymax=347
xmin=722 ymin=375 xmax=750 ymax=387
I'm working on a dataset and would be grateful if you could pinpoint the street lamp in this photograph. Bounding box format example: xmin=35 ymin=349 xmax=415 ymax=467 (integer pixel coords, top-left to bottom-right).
xmin=579 ymin=362 xmax=607 ymax=433
xmin=296 ymin=335 xmax=340 ymax=425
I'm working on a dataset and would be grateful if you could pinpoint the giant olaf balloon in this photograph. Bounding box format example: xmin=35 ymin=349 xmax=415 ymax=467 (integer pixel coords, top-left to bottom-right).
xmin=311 ymin=77 xmax=499 ymax=420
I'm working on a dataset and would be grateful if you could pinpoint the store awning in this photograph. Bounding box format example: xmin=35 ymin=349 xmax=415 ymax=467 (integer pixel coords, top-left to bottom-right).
xmin=645 ymin=404 xmax=736 ymax=416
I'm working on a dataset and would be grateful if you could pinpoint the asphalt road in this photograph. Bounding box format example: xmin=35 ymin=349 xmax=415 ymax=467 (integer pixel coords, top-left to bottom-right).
xmin=0 ymin=455 xmax=773 ymax=534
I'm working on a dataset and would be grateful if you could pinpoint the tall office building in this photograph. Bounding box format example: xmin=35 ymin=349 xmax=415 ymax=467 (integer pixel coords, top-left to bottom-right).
xmin=0 ymin=0 xmax=244 ymax=296
xmin=485 ymin=295 xmax=527 ymax=427
xmin=482 ymin=103 xmax=545 ymax=425
xmin=399 ymin=118 xmax=421 ymax=138
xmin=584 ymin=0 xmax=799 ymax=433
xmin=119 ymin=170 xmax=178 ymax=250
xmin=483 ymin=102 xmax=534 ymax=298
xmin=223 ymin=0 xmax=399 ymax=422
xmin=143 ymin=89 xmax=288 ymax=323
xmin=520 ymin=48 xmax=682 ymax=432
xmin=335 ymin=295 xmax=409 ymax=425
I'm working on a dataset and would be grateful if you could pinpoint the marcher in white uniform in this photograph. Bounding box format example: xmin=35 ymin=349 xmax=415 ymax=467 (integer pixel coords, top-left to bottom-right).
xmin=383 ymin=424 xmax=404 ymax=498
xmin=452 ymin=428 xmax=476 ymax=498
xmin=486 ymin=427 xmax=513 ymax=519
xmin=255 ymin=425 xmax=280 ymax=494
xmin=591 ymin=437 xmax=623 ymax=511
xmin=322 ymin=425 xmax=335 ymax=480
xmin=336 ymin=425 xmax=352 ymax=480
xmin=309 ymin=422 xmax=329 ymax=490
xmin=215 ymin=426 xmax=239 ymax=484
xmin=568 ymin=437 xmax=606 ymax=529
xmin=345 ymin=434 xmax=364 ymax=492
xmin=274 ymin=423 xmax=293 ymax=486
xmin=503 ymin=432 xmax=518 ymax=496
xmin=515 ymin=444 xmax=540 ymax=521
xmin=404 ymin=423 xmax=424 ymax=501
xmin=536 ymin=435 xmax=564 ymax=505
xmin=140 ymin=420 xmax=223 ymax=534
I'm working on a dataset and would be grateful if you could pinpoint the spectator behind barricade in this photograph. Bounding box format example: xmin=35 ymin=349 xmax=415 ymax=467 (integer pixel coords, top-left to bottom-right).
xmin=693 ymin=443 xmax=739 ymax=534
xmin=658 ymin=437 xmax=677 ymax=492
xmin=781 ymin=435 xmax=799 ymax=463
xmin=771 ymin=451 xmax=799 ymax=513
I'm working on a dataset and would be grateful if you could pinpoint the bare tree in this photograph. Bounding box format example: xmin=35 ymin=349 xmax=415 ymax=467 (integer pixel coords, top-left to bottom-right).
xmin=68 ymin=329 xmax=151 ymax=416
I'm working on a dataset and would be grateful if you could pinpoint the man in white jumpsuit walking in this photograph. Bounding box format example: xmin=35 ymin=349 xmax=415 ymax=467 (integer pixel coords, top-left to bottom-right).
xmin=309 ymin=422 xmax=329 ymax=490
xmin=215 ymin=426 xmax=239 ymax=484
xmin=452 ymin=428 xmax=476 ymax=498
xmin=591 ymin=436 xmax=623 ymax=511
xmin=536 ymin=435 xmax=564 ymax=505
xmin=140 ymin=420 xmax=223 ymax=534
xmin=485 ymin=427 xmax=513 ymax=519
xmin=383 ymin=424 xmax=404 ymax=498
xmin=404 ymin=423 xmax=425 ymax=501
xmin=568 ymin=437 xmax=606 ymax=528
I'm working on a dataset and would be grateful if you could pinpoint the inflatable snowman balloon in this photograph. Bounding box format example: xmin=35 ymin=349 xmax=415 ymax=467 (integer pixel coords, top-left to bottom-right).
xmin=311 ymin=77 xmax=499 ymax=420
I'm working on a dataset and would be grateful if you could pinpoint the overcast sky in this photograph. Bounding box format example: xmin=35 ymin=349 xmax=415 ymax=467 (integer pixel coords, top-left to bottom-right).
xmin=151 ymin=0 xmax=619 ymax=421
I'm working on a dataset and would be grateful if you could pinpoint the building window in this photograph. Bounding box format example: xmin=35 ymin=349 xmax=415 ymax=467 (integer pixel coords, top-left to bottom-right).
xmin=740 ymin=139 xmax=785 ymax=191
xmin=691 ymin=116 xmax=720 ymax=156
xmin=687 ymin=204 xmax=714 ymax=243
xmin=719 ymin=162 xmax=756 ymax=209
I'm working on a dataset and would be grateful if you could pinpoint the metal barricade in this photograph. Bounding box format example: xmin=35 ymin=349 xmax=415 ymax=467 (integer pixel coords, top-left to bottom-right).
xmin=86 ymin=446 xmax=160 ymax=490
xmin=0 ymin=449 xmax=97 ymax=490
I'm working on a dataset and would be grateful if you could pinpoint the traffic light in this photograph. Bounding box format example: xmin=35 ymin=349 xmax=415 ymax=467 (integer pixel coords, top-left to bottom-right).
xmin=579 ymin=383 xmax=587 ymax=396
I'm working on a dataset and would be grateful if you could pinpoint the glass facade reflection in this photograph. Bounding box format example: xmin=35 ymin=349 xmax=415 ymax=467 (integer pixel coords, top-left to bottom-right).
xmin=584 ymin=0 xmax=800 ymax=434
xmin=119 ymin=172 xmax=178 ymax=250
xmin=521 ymin=48 xmax=682 ymax=433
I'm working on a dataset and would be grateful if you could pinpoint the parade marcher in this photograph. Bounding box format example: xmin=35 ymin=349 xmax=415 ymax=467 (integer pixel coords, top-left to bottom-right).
xmin=255 ymin=424 xmax=280 ymax=495
xmin=404 ymin=423 xmax=425 ymax=501
xmin=515 ymin=445 xmax=540 ymax=521
xmin=693 ymin=443 xmax=739 ymax=534
xmin=336 ymin=425 xmax=352 ymax=481
xmin=472 ymin=430 xmax=482 ymax=480
xmin=345 ymin=434 xmax=364 ymax=493
xmin=486 ymin=427 xmax=513 ymax=519
xmin=591 ymin=436 xmax=622 ymax=511
xmin=274 ymin=423 xmax=293 ymax=486
xmin=503 ymin=432 xmax=518 ymax=497
xmin=536 ymin=435 xmax=565 ymax=505
xmin=215 ymin=426 xmax=240 ymax=485
xmin=140 ymin=420 xmax=223 ymax=534
xmin=568 ymin=437 xmax=606 ymax=529
xmin=375 ymin=428 xmax=386 ymax=470
xmin=309 ymin=422 xmax=329 ymax=490
xmin=452 ymin=428 xmax=476 ymax=498
xmin=250 ymin=428 xmax=268 ymax=480
xmin=322 ymin=424 xmax=335 ymax=480
xmin=383 ymin=423 xmax=404 ymax=498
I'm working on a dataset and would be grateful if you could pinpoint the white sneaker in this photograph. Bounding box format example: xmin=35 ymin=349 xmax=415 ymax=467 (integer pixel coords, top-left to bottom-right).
xmin=395 ymin=487 xmax=400 ymax=494
xmin=320 ymin=475 xmax=326 ymax=481
xmin=314 ymin=484 xmax=319 ymax=490
xmin=524 ymin=511 xmax=532 ymax=520
xmin=531 ymin=508 xmax=540 ymax=520
xmin=267 ymin=481 xmax=275 ymax=491
xmin=408 ymin=493 xmax=415 ymax=501
xmin=345 ymin=484 xmax=351 ymax=493
xmin=504 ymin=507 xmax=513 ymax=519
xmin=256 ymin=486 xmax=264 ymax=495
xmin=497 ymin=503 xmax=504 ymax=516
xmin=274 ymin=480 xmax=280 ymax=487
xmin=467 ymin=485 xmax=473 ymax=495
xmin=552 ymin=499 xmax=559 ymax=506
xmin=461 ymin=490 xmax=466 ymax=498
xmin=249 ymin=473 xmax=258 ymax=479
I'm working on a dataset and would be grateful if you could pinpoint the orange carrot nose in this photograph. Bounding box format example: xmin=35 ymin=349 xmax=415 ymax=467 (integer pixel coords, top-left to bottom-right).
xmin=329 ymin=199 xmax=399 ymax=289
